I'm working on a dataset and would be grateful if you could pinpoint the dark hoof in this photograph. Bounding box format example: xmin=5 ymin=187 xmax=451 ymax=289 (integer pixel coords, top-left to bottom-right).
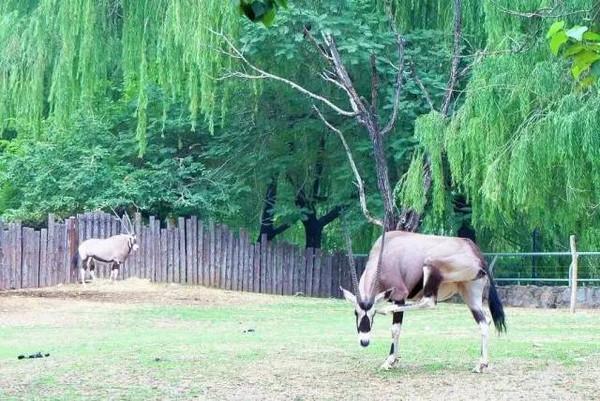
xmin=17 ymin=355 xmax=25 ymax=360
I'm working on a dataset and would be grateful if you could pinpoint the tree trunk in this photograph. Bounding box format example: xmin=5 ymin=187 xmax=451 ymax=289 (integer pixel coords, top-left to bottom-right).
xmin=258 ymin=177 xmax=292 ymax=242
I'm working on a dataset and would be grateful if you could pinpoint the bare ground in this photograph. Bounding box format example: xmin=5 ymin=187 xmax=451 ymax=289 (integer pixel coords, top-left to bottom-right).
xmin=1 ymin=280 xmax=599 ymax=401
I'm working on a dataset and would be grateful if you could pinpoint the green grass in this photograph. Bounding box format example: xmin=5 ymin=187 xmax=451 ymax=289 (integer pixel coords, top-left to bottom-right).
xmin=1 ymin=285 xmax=600 ymax=401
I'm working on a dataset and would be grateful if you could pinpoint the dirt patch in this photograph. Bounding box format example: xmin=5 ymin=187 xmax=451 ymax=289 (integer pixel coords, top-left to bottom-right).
xmin=0 ymin=278 xmax=280 ymax=307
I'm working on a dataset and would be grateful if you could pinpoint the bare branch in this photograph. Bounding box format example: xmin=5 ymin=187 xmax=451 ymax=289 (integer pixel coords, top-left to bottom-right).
xmin=370 ymin=53 xmax=379 ymax=114
xmin=323 ymin=34 xmax=368 ymax=117
xmin=441 ymin=0 xmax=462 ymax=117
xmin=303 ymin=26 xmax=333 ymax=62
xmin=380 ymin=26 xmax=406 ymax=136
xmin=410 ymin=63 xmax=435 ymax=112
xmin=210 ymin=29 xmax=357 ymax=117
xmin=313 ymin=106 xmax=383 ymax=227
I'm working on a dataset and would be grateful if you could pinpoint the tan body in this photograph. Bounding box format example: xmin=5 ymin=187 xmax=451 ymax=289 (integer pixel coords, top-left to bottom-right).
xmin=342 ymin=230 xmax=505 ymax=372
xmin=360 ymin=231 xmax=484 ymax=303
xmin=73 ymin=234 xmax=138 ymax=283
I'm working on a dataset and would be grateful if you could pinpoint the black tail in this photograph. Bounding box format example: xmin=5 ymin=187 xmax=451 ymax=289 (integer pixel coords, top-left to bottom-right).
xmin=71 ymin=251 xmax=79 ymax=271
xmin=487 ymin=273 xmax=506 ymax=333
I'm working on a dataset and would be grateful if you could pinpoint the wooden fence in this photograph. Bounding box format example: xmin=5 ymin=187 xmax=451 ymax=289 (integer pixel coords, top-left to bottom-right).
xmin=0 ymin=212 xmax=367 ymax=297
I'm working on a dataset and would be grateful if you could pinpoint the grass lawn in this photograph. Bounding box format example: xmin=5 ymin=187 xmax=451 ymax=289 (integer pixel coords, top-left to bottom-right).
xmin=1 ymin=279 xmax=599 ymax=401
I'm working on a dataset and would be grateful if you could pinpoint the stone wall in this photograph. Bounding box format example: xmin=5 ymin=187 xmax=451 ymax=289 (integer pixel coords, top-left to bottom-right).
xmin=448 ymin=285 xmax=600 ymax=308
xmin=495 ymin=285 xmax=600 ymax=309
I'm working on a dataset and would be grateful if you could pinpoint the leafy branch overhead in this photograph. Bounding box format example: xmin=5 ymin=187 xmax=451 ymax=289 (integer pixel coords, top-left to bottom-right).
xmin=547 ymin=20 xmax=600 ymax=87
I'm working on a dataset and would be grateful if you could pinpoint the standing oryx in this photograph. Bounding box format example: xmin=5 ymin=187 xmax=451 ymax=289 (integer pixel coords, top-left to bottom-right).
xmin=341 ymin=231 xmax=506 ymax=372
xmin=71 ymin=213 xmax=139 ymax=284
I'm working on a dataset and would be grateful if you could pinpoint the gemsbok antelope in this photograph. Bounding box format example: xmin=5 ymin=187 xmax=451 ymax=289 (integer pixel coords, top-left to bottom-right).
xmin=71 ymin=213 xmax=139 ymax=284
xmin=341 ymin=231 xmax=506 ymax=372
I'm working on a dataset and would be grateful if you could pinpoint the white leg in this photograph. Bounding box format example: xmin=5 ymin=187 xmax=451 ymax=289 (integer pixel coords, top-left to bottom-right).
xmin=380 ymin=322 xmax=402 ymax=369
xmin=474 ymin=320 xmax=490 ymax=373
xmin=79 ymin=267 xmax=85 ymax=284
xmin=459 ymin=278 xmax=490 ymax=373
xmin=110 ymin=267 xmax=119 ymax=281
xmin=90 ymin=270 xmax=96 ymax=281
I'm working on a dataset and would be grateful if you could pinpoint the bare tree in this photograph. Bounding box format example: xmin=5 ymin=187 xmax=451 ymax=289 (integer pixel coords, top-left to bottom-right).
xmin=213 ymin=0 xmax=465 ymax=232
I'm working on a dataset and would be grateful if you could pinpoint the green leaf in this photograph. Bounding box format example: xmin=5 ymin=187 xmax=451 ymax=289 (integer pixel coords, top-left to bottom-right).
xmin=549 ymin=30 xmax=568 ymax=56
xmin=571 ymin=60 xmax=592 ymax=80
xmin=261 ymin=7 xmax=276 ymax=27
xmin=583 ymin=31 xmax=600 ymax=42
xmin=273 ymin=0 xmax=288 ymax=7
xmin=566 ymin=25 xmax=588 ymax=41
xmin=546 ymin=20 xmax=565 ymax=39
xmin=573 ymin=49 xmax=600 ymax=70
xmin=563 ymin=43 xmax=584 ymax=57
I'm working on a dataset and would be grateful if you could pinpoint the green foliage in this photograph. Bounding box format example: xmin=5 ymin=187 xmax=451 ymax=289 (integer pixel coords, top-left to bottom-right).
xmin=0 ymin=0 xmax=238 ymax=155
xmin=0 ymin=104 xmax=241 ymax=224
xmin=546 ymin=20 xmax=600 ymax=87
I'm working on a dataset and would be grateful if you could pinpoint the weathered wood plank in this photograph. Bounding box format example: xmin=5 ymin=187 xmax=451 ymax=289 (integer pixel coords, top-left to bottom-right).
xmin=67 ymin=217 xmax=78 ymax=284
xmin=134 ymin=213 xmax=142 ymax=278
xmin=32 ymin=230 xmax=41 ymax=287
xmin=321 ymin=253 xmax=332 ymax=297
xmin=282 ymin=244 xmax=289 ymax=295
xmin=208 ymin=220 xmax=215 ymax=287
xmin=253 ymin=241 xmax=261 ymax=292
xmin=305 ymin=248 xmax=314 ymax=297
xmin=242 ymin=235 xmax=250 ymax=292
xmin=176 ymin=217 xmax=184 ymax=283
xmin=21 ymin=228 xmax=31 ymax=288
xmin=160 ymin=228 xmax=167 ymax=283
xmin=167 ymin=228 xmax=174 ymax=283
xmin=313 ymin=248 xmax=322 ymax=297
xmin=231 ymin=233 xmax=239 ymax=291
xmin=185 ymin=218 xmax=193 ymax=284
xmin=173 ymin=223 xmax=180 ymax=283
xmin=148 ymin=216 xmax=155 ymax=281
xmin=47 ymin=216 xmax=55 ymax=286
xmin=194 ymin=220 xmax=208 ymax=285
xmin=277 ymin=243 xmax=284 ymax=295
xmin=260 ymin=235 xmax=267 ymax=293
xmin=239 ymin=230 xmax=247 ymax=291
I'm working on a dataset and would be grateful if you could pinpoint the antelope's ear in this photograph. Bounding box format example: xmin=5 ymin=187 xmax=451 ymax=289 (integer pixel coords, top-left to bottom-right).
xmin=340 ymin=287 xmax=357 ymax=305
xmin=374 ymin=288 xmax=394 ymax=304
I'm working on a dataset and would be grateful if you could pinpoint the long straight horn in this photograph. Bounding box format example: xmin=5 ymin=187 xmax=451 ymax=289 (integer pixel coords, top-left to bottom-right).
xmin=372 ymin=215 xmax=388 ymax=295
xmin=342 ymin=226 xmax=360 ymax=297
xmin=123 ymin=212 xmax=133 ymax=235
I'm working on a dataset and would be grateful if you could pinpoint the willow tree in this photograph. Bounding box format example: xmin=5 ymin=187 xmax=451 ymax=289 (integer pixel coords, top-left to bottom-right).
xmin=0 ymin=0 xmax=237 ymax=154
xmin=397 ymin=0 xmax=600 ymax=251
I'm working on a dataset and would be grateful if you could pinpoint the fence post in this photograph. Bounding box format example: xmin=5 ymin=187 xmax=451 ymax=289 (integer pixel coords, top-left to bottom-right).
xmin=569 ymin=235 xmax=579 ymax=313
xmin=67 ymin=217 xmax=79 ymax=284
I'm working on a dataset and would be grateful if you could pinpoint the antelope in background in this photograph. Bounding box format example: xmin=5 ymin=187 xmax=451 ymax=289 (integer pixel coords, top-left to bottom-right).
xmin=71 ymin=213 xmax=139 ymax=284
xmin=341 ymin=231 xmax=506 ymax=372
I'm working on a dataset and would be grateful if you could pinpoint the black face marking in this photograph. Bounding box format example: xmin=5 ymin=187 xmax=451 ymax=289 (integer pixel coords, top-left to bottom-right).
xmin=470 ymin=309 xmax=486 ymax=323
xmin=358 ymin=300 xmax=373 ymax=311
xmin=358 ymin=315 xmax=371 ymax=333
xmin=389 ymin=343 xmax=395 ymax=355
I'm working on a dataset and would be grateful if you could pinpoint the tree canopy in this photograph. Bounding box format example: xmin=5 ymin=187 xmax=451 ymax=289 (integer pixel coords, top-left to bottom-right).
xmin=1 ymin=0 xmax=599 ymax=254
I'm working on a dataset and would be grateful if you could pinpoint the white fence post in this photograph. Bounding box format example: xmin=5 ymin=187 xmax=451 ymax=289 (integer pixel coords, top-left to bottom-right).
xmin=569 ymin=235 xmax=579 ymax=313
